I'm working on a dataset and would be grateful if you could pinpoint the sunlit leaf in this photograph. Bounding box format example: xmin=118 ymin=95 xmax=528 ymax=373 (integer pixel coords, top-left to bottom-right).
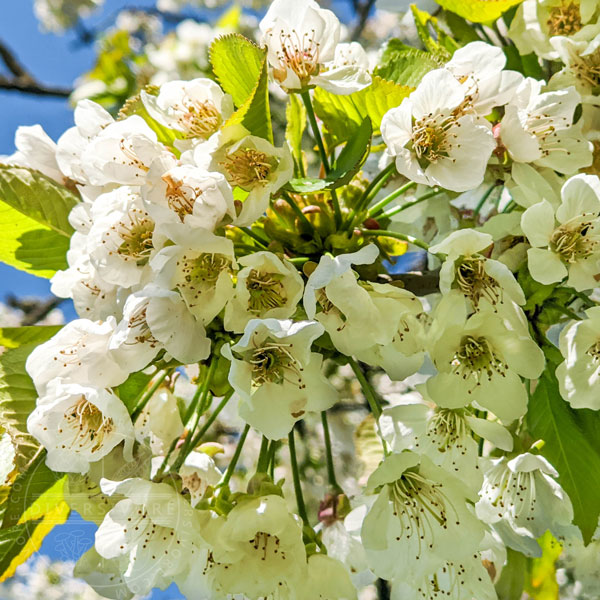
xmin=434 ymin=0 xmax=524 ymax=23
xmin=0 ymin=326 xmax=62 ymax=350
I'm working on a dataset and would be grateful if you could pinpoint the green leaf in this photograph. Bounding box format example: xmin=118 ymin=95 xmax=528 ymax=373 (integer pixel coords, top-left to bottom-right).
xmin=210 ymin=34 xmax=265 ymax=108
xmin=286 ymin=94 xmax=307 ymax=168
xmin=527 ymin=369 xmax=600 ymax=544
xmin=0 ymin=326 xmax=62 ymax=350
xmin=0 ymin=204 xmax=70 ymax=278
xmin=0 ymin=165 xmax=77 ymax=236
xmin=313 ymin=76 xmax=413 ymax=146
xmin=410 ymin=5 xmax=459 ymax=57
xmin=224 ymin=55 xmax=273 ymax=143
xmin=0 ymin=344 xmax=40 ymax=470
xmin=0 ymin=521 xmax=40 ymax=577
xmin=434 ymin=0 xmax=524 ymax=23
xmin=525 ymin=531 xmax=562 ymax=600
xmin=375 ymin=40 xmax=445 ymax=87
xmin=118 ymin=88 xmax=182 ymax=148
xmin=1 ymin=451 xmax=62 ymax=530
xmin=285 ymin=119 xmax=372 ymax=193
xmin=116 ymin=370 xmax=155 ymax=414
xmin=496 ymin=548 xmax=528 ymax=600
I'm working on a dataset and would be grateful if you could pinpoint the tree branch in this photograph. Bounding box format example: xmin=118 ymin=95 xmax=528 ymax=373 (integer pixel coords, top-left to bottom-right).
xmin=0 ymin=39 xmax=72 ymax=98
xmin=351 ymin=0 xmax=377 ymax=40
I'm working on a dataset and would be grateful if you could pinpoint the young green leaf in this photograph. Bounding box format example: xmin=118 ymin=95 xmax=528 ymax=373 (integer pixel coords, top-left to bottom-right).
xmin=435 ymin=0 xmax=524 ymax=23
xmin=0 ymin=344 xmax=40 ymax=470
xmin=210 ymin=34 xmax=265 ymax=108
xmin=285 ymin=118 xmax=372 ymax=193
xmin=410 ymin=5 xmax=459 ymax=57
xmin=0 ymin=326 xmax=62 ymax=350
xmin=527 ymin=369 xmax=600 ymax=544
xmin=285 ymin=94 xmax=307 ymax=172
xmin=313 ymin=77 xmax=412 ymax=146
xmin=375 ymin=40 xmax=446 ymax=87
xmin=0 ymin=165 xmax=77 ymax=236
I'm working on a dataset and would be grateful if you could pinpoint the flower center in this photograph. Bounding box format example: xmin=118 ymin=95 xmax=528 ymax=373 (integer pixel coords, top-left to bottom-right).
xmin=410 ymin=115 xmax=455 ymax=166
xmin=162 ymin=174 xmax=199 ymax=221
xmin=119 ymin=138 xmax=151 ymax=174
xmin=64 ymin=396 xmax=114 ymax=453
xmin=587 ymin=340 xmax=600 ymax=360
xmin=550 ymin=218 xmax=597 ymax=263
xmin=486 ymin=465 xmax=538 ymax=521
xmin=128 ymin=304 xmax=159 ymax=347
xmin=249 ymin=342 xmax=303 ymax=386
xmin=271 ymin=29 xmax=321 ymax=86
xmin=451 ymin=335 xmax=507 ymax=390
xmin=182 ymin=252 xmax=231 ymax=287
xmin=572 ymin=47 xmax=600 ymax=91
xmin=246 ymin=270 xmax=287 ymax=314
xmin=116 ymin=209 xmax=154 ymax=262
xmin=455 ymin=257 xmax=501 ymax=308
xmin=247 ymin=532 xmax=285 ymax=561
xmin=426 ymin=408 xmax=468 ymax=453
xmin=180 ymin=98 xmax=222 ymax=139
xmin=547 ymin=1 xmax=582 ymax=36
xmin=388 ymin=470 xmax=457 ymax=543
xmin=222 ymin=148 xmax=275 ymax=190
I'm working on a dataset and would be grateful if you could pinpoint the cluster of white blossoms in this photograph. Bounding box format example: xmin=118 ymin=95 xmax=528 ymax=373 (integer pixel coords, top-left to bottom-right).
xmin=6 ymin=0 xmax=600 ymax=597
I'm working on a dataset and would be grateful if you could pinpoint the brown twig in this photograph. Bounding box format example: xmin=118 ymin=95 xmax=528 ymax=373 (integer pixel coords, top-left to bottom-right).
xmin=0 ymin=39 xmax=73 ymax=98
xmin=351 ymin=0 xmax=377 ymax=40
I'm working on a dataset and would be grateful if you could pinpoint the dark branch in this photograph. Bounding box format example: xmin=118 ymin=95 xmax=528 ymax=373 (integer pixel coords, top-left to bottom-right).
xmin=390 ymin=271 xmax=441 ymax=296
xmin=351 ymin=0 xmax=377 ymax=40
xmin=6 ymin=295 xmax=65 ymax=326
xmin=0 ymin=39 xmax=73 ymax=98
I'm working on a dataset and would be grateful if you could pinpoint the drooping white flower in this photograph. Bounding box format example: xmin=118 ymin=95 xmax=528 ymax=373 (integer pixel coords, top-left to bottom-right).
xmin=507 ymin=162 xmax=565 ymax=209
xmin=151 ymin=229 xmax=236 ymax=325
xmin=81 ymin=116 xmax=167 ymax=186
xmin=135 ymin=387 xmax=184 ymax=455
xmin=499 ymin=78 xmax=592 ymax=174
xmin=426 ymin=294 xmax=545 ymax=423
xmin=259 ymin=0 xmax=370 ymax=94
xmin=550 ymin=34 xmax=600 ymax=104
xmin=297 ymin=554 xmax=358 ymax=600
xmin=6 ymin=125 xmax=65 ymax=183
xmin=443 ymin=41 xmax=524 ymax=116
xmin=56 ymin=99 xmax=114 ymax=184
xmin=34 ymin=0 xmax=104 ymax=32
xmin=193 ymin=131 xmax=294 ymax=227
xmin=223 ymin=251 xmax=304 ymax=333
xmin=429 ymin=229 xmax=526 ymax=310
xmin=197 ymin=494 xmax=307 ymax=599
xmin=508 ymin=0 xmax=600 ymax=60
xmin=304 ymin=245 xmax=422 ymax=360
xmin=25 ymin=318 xmax=128 ymax=394
xmin=110 ymin=285 xmax=211 ymax=371
xmin=95 ymin=477 xmax=208 ymax=596
xmin=27 ymin=379 xmax=134 ymax=474
xmin=556 ymin=305 xmax=600 ymax=408
xmin=390 ymin=552 xmax=497 ymax=600
xmin=476 ymin=453 xmax=574 ymax=541
xmin=224 ymin=318 xmax=337 ymax=439
xmin=178 ymin=451 xmax=222 ymax=507
xmin=381 ymin=69 xmax=496 ymax=192
xmin=141 ymin=78 xmax=234 ymax=142
xmin=143 ymin=156 xmax=235 ymax=241
xmin=381 ymin=401 xmax=513 ymax=494
xmin=86 ymin=187 xmax=156 ymax=288
xmin=521 ymin=173 xmax=600 ymax=290
xmin=361 ymin=451 xmax=486 ymax=583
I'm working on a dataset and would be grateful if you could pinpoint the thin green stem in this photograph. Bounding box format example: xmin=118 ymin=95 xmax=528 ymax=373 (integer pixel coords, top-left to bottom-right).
xmin=256 ymin=436 xmax=271 ymax=473
xmin=300 ymin=91 xmax=330 ymax=172
xmin=348 ymin=358 xmax=382 ymax=419
xmin=221 ymin=423 xmax=251 ymax=487
xmin=477 ymin=411 xmax=488 ymax=457
xmin=288 ymin=256 xmax=310 ymax=266
xmin=380 ymin=189 xmax=444 ymax=219
xmin=186 ymin=389 xmax=235 ymax=450
xmin=238 ymin=226 xmax=269 ymax=249
xmin=321 ymin=411 xmax=340 ymax=491
xmin=366 ymin=181 xmax=416 ymax=219
xmin=360 ymin=229 xmax=430 ymax=252
xmin=288 ymin=428 xmax=309 ymax=525
xmin=131 ymin=371 xmax=169 ymax=422
xmin=300 ymin=91 xmax=342 ymax=228
xmin=268 ymin=440 xmax=279 ymax=479
xmin=473 ymin=185 xmax=496 ymax=219
xmin=344 ymin=162 xmax=396 ymax=228
xmin=282 ymin=192 xmax=315 ymax=231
